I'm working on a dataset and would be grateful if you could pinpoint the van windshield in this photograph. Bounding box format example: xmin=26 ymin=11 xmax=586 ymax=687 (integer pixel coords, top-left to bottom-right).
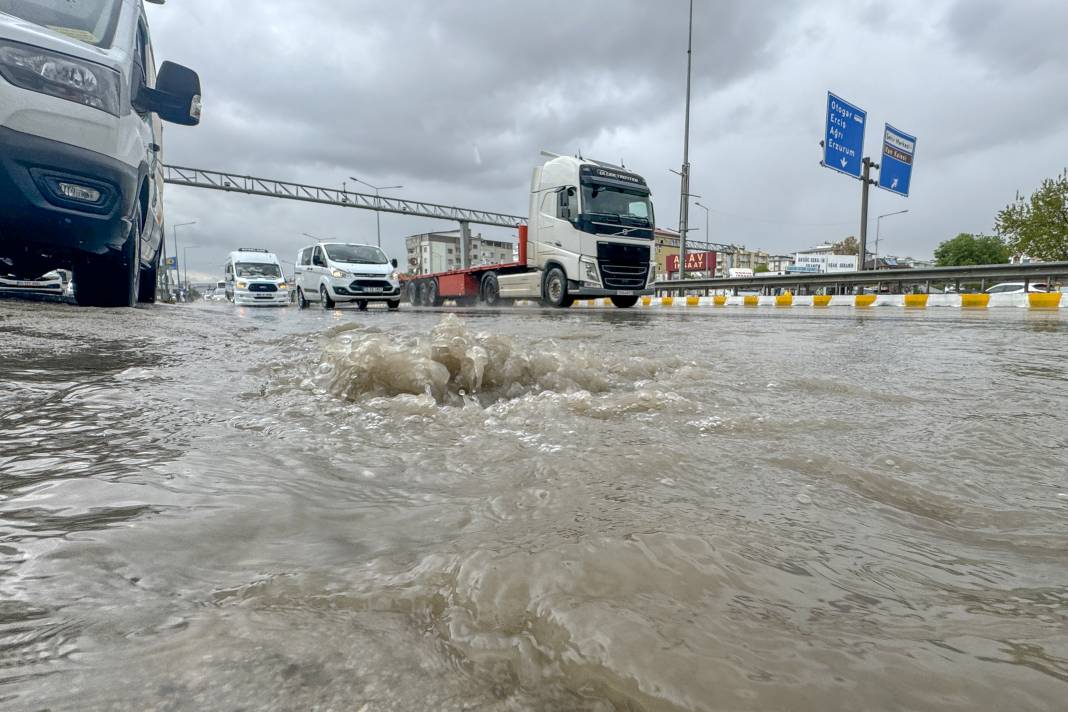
xmin=325 ymin=244 xmax=388 ymax=265
xmin=0 ymin=0 xmax=122 ymax=48
xmin=236 ymin=262 xmax=282 ymax=279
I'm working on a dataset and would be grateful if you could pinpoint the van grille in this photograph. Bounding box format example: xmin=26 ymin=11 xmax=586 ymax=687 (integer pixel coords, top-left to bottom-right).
xmin=596 ymin=242 xmax=651 ymax=289
xmin=248 ymin=283 xmax=278 ymax=292
xmin=350 ymin=279 xmax=393 ymax=290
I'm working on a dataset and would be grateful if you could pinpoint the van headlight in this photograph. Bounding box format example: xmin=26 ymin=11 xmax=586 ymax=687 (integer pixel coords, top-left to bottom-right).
xmin=277 ymin=282 xmax=288 ymax=290
xmin=0 ymin=40 xmax=121 ymax=116
xmin=389 ymin=271 xmax=400 ymax=281
xmin=580 ymin=257 xmax=601 ymax=287
xmin=236 ymin=281 xmax=247 ymax=289
xmin=331 ymin=268 xmax=350 ymax=279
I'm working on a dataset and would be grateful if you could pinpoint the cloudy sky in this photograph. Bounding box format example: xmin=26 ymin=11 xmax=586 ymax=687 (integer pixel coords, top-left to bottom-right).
xmin=146 ymin=0 xmax=1068 ymax=281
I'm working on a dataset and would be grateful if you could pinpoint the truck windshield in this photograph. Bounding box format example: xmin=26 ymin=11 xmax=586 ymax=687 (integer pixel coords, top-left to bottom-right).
xmin=325 ymin=244 xmax=388 ymax=265
xmin=236 ymin=262 xmax=282 ymax=279
xmin=0 ymin=0 xmax=122 ymax=48
xmin=581 ymin=184 xmax=653 ymax=225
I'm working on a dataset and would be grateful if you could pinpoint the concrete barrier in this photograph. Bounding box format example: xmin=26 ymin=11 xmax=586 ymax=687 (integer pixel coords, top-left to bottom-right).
xmin=661 ymin=296 xmax=674 ymax=307
xmin=641 ymin=296 xmax=652 ymax=306
xmin=813 ymin=295 xmax=832 ymax=307
xmin=775 ymin=293 xmax=794 ymax=307
xmin=961 ymin=293 xmax=990 ymax=309
xmin=904 ymin=294 xmax=929 ymax=308
xmin=713 ymin=295 xmax=727 ymax=306
xmin=1029 ymin=292 xmax=1063 ymax=309
xmin=743 ymin=295 xmax=759 ymax=307
xmin=686 ymin=295 xmax=700 ymax=306
xmin=855 ymin=294 xmax=877 ymax=308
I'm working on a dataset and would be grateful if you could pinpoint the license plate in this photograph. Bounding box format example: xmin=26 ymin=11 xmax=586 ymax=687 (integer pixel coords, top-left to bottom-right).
xmin=363 ymin=287 xmax=384 ymax=293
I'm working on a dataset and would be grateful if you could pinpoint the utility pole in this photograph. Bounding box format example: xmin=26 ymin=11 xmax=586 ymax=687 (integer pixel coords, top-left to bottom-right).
xmin=676 ymin=0 xmax=694 ymax=281
xmin=874 ymin=209 xmax=909 ymax=269
xmin=172 ymin=220 xmax=196 ymax=300
xmin=858 ymin=157 xmax=878 ymax=270
xmin=350 ymin=177 xmax=403 ymax=248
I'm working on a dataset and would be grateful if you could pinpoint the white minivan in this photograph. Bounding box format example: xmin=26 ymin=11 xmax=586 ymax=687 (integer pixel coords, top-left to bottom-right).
xmin=0 ymin=0 xmax=201 ymax=307
xmin=223 ymin=249 xmax=290 ymax=307
xmin=294 ymin=242 xmax=401 ymax=310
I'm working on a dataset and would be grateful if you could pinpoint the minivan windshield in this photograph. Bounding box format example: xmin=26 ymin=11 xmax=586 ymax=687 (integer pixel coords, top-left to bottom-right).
xmin=0 ymin=0 xmax=122 ymax=48
xmin=324 ymin=244 xmax=388 ymax=265
xmin=235 ymin=262 xmax=283 ymax=279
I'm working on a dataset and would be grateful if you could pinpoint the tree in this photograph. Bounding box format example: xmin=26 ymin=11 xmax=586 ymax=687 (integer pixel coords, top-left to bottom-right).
xmin=995 ymin=171 xmax=1068 ymax=261
xmin=833 ymin=236 xmax=859 ymax=255
xmin=753 ymin=263 xmax=770 ymax=273
xmin=933 ymin=233 xmax=1011 ymax=266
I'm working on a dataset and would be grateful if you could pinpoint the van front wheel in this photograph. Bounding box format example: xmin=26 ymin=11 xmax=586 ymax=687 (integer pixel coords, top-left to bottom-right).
xmin=320 ymin=285 xmax=335 ymax=309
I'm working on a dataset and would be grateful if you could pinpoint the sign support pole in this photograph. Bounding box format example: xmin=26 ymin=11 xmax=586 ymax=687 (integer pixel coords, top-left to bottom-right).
xmin=677 ymin=0 xmax=694 ymax=281
xmin=858 ymin=157 xmax=878 ymax=272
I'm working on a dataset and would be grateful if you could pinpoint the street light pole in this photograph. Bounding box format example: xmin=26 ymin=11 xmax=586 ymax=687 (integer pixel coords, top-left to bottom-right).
xmin=172 ymin=221 xmax=196 ymax=298
xmin=350 ymin=177 xmax=403 ymax=247
xmin=874 ymin=209 xmax=909 ymax=268
xmin=676 ymin=0 xmax=695 ymax=281
xmin=694 ymin=201 xmax=712 ymax=277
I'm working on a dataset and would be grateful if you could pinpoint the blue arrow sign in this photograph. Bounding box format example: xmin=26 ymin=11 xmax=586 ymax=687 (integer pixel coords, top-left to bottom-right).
xmin=163 ymin=256 xmax=178 ymax=269
xmin=823 ymin=92 xmax=867 ymax=179
xmin=878 ymin=124 xmax=916 ymax=197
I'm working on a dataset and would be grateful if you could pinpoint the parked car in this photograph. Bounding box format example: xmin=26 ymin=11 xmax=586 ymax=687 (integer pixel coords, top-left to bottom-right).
xmin=984 ymin=282 xmax=1051 ymax=294
xmin=0 ymin=268 xmax=68 ymax=295
xmin=294 ymin=242 xmax=401 ymax=310
xmin=0 ymin=0 xmax=201 ymax=306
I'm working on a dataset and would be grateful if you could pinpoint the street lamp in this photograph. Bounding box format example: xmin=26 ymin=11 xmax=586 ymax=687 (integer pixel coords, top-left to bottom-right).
xmin=874 ymin=209 xmax=909 ymax=269
xmin=172 ymin=220 xmax=196 ymax=295
xmin=694 ymin=201 xmax=711 ymax=276
xmin=349 ymin=177 xmax=403 ymax=247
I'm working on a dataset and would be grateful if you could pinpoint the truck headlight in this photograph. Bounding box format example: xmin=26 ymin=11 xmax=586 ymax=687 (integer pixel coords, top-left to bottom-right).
xmin=0 ymin=40 xmax=121 ymax=116
xmin=331 ymin=268 xmax=349 ymax=279
xmin=581 ymin=257 xmax=601 ymax=286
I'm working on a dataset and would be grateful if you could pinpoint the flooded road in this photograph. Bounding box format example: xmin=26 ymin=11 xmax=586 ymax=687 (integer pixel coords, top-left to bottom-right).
xmin=1 ymin=300 xmax=1066 ymax=711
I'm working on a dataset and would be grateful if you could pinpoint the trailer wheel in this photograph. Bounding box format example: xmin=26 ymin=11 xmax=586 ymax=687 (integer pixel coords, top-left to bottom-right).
xmin=480 ymin=272 xmax=501 ymax=306
xmin=543 ymin=267 xmax=573 ymax=308
xmin=610 ymin=295 xmax=639 ymax=309
xmin=425 ymin=278 xmax=443 ymax=307
xmin=405 ymin=281 xmax=419 ymax=304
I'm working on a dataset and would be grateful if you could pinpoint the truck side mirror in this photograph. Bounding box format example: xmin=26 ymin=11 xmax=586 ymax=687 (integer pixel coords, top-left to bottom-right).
xmin=557 ymin=187 xmax=576 ymax=220
xmin=391 ymin=258 xmax=398 ymax=268
xmin=135 ymin=61 xmax=202 ymax=126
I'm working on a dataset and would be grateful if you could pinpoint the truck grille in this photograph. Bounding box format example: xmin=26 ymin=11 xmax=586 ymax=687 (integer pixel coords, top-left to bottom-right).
xmin=596 ymin=242 xmax=651 ymax=289
xmin=248 ymin=283 xmax=278 ymax=292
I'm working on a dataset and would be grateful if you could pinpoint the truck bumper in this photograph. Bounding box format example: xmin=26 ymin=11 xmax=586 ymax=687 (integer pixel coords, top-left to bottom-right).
xmin=0 ymin=125 xmax=139 ymax=274
xmin=570 ymin=286 xmax=653 ymax=297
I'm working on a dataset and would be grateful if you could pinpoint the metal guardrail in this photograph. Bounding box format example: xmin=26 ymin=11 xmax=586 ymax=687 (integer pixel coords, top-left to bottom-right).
xmin=162 ymin=165 xmax=527 ymax=229
xmin=654 ymin=262 xmax=1068 ymax=292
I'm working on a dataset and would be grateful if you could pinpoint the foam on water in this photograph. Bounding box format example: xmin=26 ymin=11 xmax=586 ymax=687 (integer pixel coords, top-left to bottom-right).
xmin=313 ymin=314 xmax=668 ymax=407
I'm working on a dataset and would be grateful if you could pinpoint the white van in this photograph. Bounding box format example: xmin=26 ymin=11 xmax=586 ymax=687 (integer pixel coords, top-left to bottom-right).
xmin=294 ymin=242 xmax=401 ymax=310
xmin=0 ymin=0 xmax=202 ymax=307
xmin=224 ymin=249 xmax=289 ymax=306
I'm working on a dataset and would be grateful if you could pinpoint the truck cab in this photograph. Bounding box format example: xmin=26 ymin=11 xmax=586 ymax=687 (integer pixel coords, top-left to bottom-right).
xmin=498 ymin=155 xmax=655 ymax=307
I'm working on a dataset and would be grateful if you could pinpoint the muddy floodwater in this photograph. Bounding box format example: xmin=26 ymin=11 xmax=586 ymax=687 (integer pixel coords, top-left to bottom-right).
xmin=1 ymin=300 xmax=1066 ymax=711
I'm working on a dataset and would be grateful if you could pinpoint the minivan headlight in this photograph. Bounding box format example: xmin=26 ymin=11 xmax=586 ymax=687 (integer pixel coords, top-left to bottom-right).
xmin=331 ymin=268 xmax=350 ymax=279
xmin=389 ymin=271 xmax=400 ymax=281
xmin=236 ymin=281 xmax=247 ymax=289
xmin=0 ymin=40 xmax=121 ymax=116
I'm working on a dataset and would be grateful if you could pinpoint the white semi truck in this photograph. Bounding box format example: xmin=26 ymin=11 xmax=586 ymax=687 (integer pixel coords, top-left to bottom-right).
xmin=406 ymin=153 xmax=656 ymax=308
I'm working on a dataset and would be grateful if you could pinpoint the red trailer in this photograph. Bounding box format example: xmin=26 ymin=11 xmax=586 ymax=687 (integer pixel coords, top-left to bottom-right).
xmin=405 ymin=225 xmax=530 ymax=307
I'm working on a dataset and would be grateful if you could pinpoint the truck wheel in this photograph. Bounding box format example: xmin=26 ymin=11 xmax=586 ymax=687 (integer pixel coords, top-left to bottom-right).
xmin=387 ymin=299 xmax=400 ymax=310
xmin=610 ymin=295 xmax=639 ymax=309
xmin=405 ymin=281 xmax=418 ymax=304
xmin=425 ymin=278 xmax=443 ymax=307
xmin=74 ymin=211 xmax=141 ymax=308
xmin=138 ymin=239 xmax=161 ymax=304
xmin=543 ymin=267 xmax=573 ymax=308
xmin=480 ymin=272 xmax=501 ymax=306
xmin=356 ymin=299 xmax=368 ymax=311
xmin=320 ymin=285 xmax=335 ymax=309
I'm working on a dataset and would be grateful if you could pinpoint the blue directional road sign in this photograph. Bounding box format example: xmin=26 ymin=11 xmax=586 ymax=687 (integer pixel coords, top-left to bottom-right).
xmin=878 ymin=124 xmax=916 ymax=197
xmin=823 ymin=92 xmax=867 ymax=179
xmin=163 ymin=256 xmax=177 ymax=269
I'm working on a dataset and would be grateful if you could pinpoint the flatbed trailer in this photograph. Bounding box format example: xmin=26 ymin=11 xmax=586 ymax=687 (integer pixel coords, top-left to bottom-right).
xmin=405 ymin=226 xmax=530 ymax=306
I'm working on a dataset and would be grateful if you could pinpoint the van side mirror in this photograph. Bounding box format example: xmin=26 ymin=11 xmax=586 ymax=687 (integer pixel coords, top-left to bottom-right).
xmin=135 ymin=61 xmax=202 ymax=126
xmin=391 ymin=258 xmax=398 ymax=268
